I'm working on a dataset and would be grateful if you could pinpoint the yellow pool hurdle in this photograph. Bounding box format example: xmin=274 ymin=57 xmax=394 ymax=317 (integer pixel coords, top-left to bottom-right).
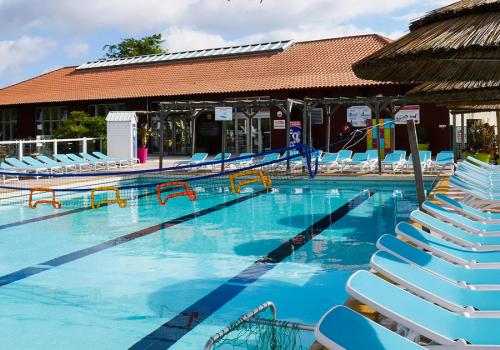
xmin=29 ymin=187 xmax=62 ymax=209
xmin=90 ymin=186 xmax=127 ymax=209
xmin=229 ymin=169 xmax=272 ymax=194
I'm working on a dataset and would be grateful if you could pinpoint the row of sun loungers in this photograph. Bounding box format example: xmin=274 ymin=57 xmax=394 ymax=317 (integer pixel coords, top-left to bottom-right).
xmin=178 ymin=149 xmax=455 ymax=174
xmin=313 ymin=157 xmax=500 ymax=349
xmin=0 ymin=151 xmax=137 ymax=176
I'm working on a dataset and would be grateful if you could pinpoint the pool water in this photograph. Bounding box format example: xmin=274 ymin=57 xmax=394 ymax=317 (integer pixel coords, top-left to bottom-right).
xmin=0 ymin=179 xmax=430 ymax=349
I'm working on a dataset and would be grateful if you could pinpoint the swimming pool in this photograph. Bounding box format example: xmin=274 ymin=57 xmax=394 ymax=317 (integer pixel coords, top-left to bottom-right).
xmin=0 ymin=179 xmax=431 ymax=349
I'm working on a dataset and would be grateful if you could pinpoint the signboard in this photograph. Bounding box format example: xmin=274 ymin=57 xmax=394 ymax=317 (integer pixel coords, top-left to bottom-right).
xmin=290 ymin=121 xmax=302 ymax=146
xmin=395 ymin=105 xmax=420 ymax=125
xmin=311 ymin=108 xmax=323 ymax=125
xmin=347 ymin=106 xmax=372 ymax=127
xmin=273 ymin=120 xmax=286 ymax=129
xmin=215 ymin=106 xmax=233 ymax=121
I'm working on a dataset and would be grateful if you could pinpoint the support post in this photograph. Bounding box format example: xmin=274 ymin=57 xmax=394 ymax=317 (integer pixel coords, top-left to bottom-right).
xmin=407 ymin=120 xmax=426 ymax=209
xmin=325 ymin=106 xmax=332 ymax=153
xmin=54 ymin=139 xmax=58 ymax=155
xmin=497 ymin=111 xmax=500 ymax=164
xmin=221 ymin=121 xmax=227 ymax=173
xmin=375 ymin=107 xmax=382 ymax=175
xmin=83 ymin=137 xmax=87 ymax=153
xmin=285 ymin=100 xmax=292 ymax=172
xmin=191 ymin=116 xmax=196 ymax=156
xmin=452 ymin=113 xmax=457 ymax=159
xmin=302 ymin=104 xmax=308 ymax=146
xmin=159 ymin=110 xmax=166 ymax=169
xmin=19 ymin=140 xmax=23 ymax=159
xmin=460 ymin=113 xmax=465 ymax=160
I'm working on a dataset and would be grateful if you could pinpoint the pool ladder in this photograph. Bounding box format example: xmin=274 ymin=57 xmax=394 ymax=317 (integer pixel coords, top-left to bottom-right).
xmin=204 ymin=302 xmax=315 ymax=350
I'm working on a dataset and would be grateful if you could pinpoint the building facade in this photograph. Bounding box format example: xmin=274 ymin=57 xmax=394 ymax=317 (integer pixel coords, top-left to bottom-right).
xmin=0 ymin=35 xmax=451 ymax=155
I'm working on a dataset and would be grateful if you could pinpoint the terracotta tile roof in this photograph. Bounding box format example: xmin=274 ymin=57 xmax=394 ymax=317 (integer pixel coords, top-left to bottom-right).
xmin=0 ymin=34 xmax=392 ymax=106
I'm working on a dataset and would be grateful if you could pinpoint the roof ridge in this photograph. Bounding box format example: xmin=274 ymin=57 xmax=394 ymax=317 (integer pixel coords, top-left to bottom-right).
xmin=0 ymin=66 xmax=75 ymax=90
xmin=296 ymin=33 xmax=393 ymax=45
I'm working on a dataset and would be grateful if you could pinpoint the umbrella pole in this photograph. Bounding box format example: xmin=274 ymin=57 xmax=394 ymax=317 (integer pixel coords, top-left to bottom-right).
xmin=407 ymin=120 xmax=426 ymax=209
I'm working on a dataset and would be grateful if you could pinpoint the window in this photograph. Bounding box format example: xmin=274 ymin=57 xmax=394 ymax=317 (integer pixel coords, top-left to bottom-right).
xmin=36 ymin=106 xmax=67 ymax=136
xmin=0 ymin=109 xmax=17 ymax=141
xmin=88 ymin=103 xmax=126 ymax=117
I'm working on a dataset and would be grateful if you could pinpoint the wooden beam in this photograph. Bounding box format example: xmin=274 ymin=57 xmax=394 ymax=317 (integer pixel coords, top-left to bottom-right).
xmin=407 ymin=120 xmax=426 ymax=209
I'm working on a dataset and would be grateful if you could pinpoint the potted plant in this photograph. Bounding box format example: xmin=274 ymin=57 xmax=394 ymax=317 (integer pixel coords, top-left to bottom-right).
xmin=137 ymin=124 xmax=153 ymax=164
xmin=464 ymin=120 xmax=494 ymax=164
xmin=416 ymin=126 xmax=430 ymax=150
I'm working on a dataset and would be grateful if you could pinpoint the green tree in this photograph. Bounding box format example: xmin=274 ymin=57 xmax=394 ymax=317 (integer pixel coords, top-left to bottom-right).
xmin=53 ymin=111 xmax=106 ymax=139
xmin=103 ymin=34 xmax=166 ymax=58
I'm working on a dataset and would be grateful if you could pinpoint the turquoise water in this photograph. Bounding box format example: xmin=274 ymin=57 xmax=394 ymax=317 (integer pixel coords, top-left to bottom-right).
xmin=0 ymin=180 xmax=429 ymax=349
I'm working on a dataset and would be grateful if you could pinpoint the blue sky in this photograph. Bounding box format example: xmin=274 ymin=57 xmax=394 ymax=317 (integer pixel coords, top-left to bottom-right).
xmin=0 ymin=0 xmax=453 ymax=88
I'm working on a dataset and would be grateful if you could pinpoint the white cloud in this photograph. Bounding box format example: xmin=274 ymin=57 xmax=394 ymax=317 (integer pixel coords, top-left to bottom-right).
xmin=162 ymin=27 xmax=230 ymax=52
xmin=0 ymin=36 xmax=57 ymax=74
xmin=0 ymin=0 xmax=457 ymax=36
xmin=64 ymin=42 xmax=90 ymax=58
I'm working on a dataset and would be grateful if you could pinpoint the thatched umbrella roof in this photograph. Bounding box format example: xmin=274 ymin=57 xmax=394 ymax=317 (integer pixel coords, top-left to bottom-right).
xmin=406 ymin=80 xmax=500 ymax=104
xmin=353 ymin=0 xmax=500 ymax=82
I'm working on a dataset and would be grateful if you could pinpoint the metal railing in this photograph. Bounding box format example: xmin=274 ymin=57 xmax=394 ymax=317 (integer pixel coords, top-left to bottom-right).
xmin=0 ymin=137 xmax=102 ymax=159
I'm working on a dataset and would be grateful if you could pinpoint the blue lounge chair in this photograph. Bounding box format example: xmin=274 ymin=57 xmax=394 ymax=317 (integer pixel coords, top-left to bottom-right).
xmin=466 ymin=156 xmax=500 ymax=171
xmin=258 ymin=153 xmax=280 ymax=166
xmin=371 ymin=250 xmax=500 ymax=316
xmin=423 ymin=200 xmax=500 ymax=236
xmin=317 ymin=152 xmax=338 ymax=171
xmin=37 ymin=155 xmax=77 ymax=173
xmin=455 ymin=166 xmax=500 ymax=188
xmin=449 ymin=176 xmax=500 ymax=211
xmin=67 ymin=153 xmax=104 ymax=171
xmin=53 ymin=154 xmax=92 ymax=172
xmin=5 ymin=157 xmax=49 ymax=173
xmin=0 ymin=162 xmax=20 ymax=183
xmin=173 ymin=152 xmax=208 ymax=167
xmin=347 ymin=270 xmax=500 ymax=347
xmin=411 ymin=210 xmax=500 ymax=251
xmin=228 ymin=153 xmax=254 ymax=169
xmin=450 ymin=174 xmax=500 ymax=196
xmin=377 ymin=234 xmax=500 ymax=290
xmin=434 ymin=193 xmax=500 ymax=224
xmin=80 ymin=152 xmax=117 ymax=169
xmin=396 ymin=222 xmax=500 ymax=268
xmin=93 ymin=151 xmax=137 ymax=166
xmin=209 ymin=153 xmax=232 ymax=171
xmin=405 ymin=151 xmax=431 ymax=172
xmin=22 ymin=156 xmax=63 ymax=174
xmin=341 ymin=152 xmax=370 ymax=172
xmin=381 ymin=150 xmax=406 ymax=172
xmin=432 ymin=151 xmax=454 ymax=172
xmin=315 ymin=305 xmax=424 ymax=350
xmin=322 ymin=150 xmax=353 ymax=171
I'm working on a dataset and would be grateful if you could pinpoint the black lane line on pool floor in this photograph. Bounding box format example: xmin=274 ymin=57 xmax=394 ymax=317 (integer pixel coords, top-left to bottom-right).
xmin=0 ymin=189 xmax=268 ymax=287
xmin=130 ymin=191 xmax=376 ymax=350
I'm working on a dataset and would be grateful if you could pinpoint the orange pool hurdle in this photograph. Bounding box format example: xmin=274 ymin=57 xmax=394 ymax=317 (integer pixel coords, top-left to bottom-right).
xmin=156 ymin=181 xmax=197 ymax=206
xmin=29 ymin=187 xmax=62 ymax=209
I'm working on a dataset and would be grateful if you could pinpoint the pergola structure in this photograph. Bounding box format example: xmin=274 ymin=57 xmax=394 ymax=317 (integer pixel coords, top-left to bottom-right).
xmin=158 ymin=98 xmax=303 ymax=169
xmin=157 ymin=95 xmax=407 ymax=174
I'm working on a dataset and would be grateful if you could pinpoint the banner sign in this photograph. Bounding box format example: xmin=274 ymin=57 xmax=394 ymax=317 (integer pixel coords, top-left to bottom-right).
xmin=290 ymin=121 xmax=302 ymax=146
xmin=347 ymin=106 xmax=372 ymax=127
xmin=366 ymin=119 xmax=394 ymax=158
xmin=215 ymin=106 xmax=233 ymax=121
xmin=273 ymin=120 xmax=286 ymax=129
xmin=395 ymin=105 xmax=420 ymax=125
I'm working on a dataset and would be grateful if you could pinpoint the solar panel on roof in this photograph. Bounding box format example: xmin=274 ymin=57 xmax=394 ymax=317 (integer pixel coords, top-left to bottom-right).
xmin=76 ymin=40 xmax=294 ymax=70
